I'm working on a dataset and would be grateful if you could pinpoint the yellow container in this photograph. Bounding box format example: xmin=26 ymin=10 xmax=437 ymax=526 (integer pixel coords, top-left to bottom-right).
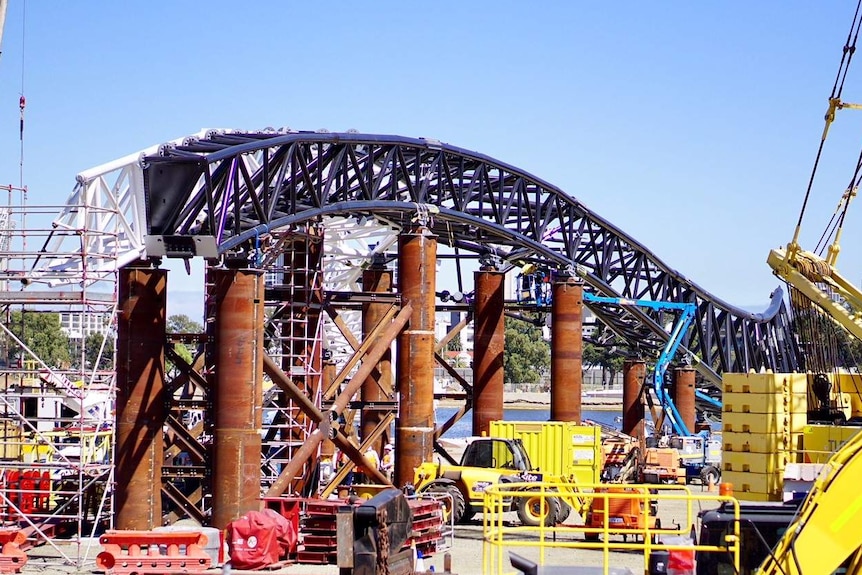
xmin=722 ymin=391 xmax=806 ymax=415
xmin=723 ymin=372 xmax=807 ymax=394
xmin=723 ymin=412 xmax=788 ymax=434
xmin=723 ymin=451 xmax=786 ymax=474
xmin=723 ymin=431 xmax=787 ymax=454
xmin=489 ymin=420 xmax=601 ymax=485
xmin=722 ymin=470 xmax=782 ymax=497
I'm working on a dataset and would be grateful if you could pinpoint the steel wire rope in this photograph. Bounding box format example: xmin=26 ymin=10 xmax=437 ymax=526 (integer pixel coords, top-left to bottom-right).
xmin=793 ymin=0 xmax=862 ymax=249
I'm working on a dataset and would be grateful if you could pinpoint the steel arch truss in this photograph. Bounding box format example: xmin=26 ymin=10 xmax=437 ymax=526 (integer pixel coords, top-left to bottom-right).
xmin=52 ymin=129 xmax=799 ymax=385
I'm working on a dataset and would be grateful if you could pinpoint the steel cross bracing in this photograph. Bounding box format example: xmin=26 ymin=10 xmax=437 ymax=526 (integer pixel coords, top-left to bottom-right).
xmin=36 ymin=129 xmax=800 ymax=388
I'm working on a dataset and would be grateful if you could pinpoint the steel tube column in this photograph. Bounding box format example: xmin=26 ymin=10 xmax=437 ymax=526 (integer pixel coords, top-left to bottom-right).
xmin=395 ymin=228 xmax=437 ymax=488
xmin=622 ymin=360 xmax=646 ymax=439
xmin=361 ymin=261 xmax=393 ymax=455
xmin=551 ymin=276 xmax=583 ymax=422
xmin=211 ymin=267 xmax=264 ymax=529
xmin=672 ymin=367 xmax=696 ymax=434
xmin=115 ymin=264 xmax=167 ymax=530
xmin=472 ymin=266 xmax=504 ymax=436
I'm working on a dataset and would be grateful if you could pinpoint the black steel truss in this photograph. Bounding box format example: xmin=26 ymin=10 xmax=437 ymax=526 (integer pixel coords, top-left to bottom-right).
xmin=142 ymin=131 xmax=800 ymax=389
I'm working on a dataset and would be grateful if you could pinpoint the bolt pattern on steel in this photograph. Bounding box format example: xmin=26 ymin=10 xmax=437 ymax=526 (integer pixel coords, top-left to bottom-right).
xmin=473 ymin=269 xmax=505 ymax=436
xmin=551 ymin=278 xmax=583 ymax=422
xmin=210 ymin=268 xmax=264 ymax=529
xmin=672 ymin=367 xmax=697 ymax=434
xmin=622 ymin=360 xmax=647 ymax=439
xmin=395 ymin=229 xmax=437 ymax=488
xmin=115 ymin=266 xmax=167 ymax=530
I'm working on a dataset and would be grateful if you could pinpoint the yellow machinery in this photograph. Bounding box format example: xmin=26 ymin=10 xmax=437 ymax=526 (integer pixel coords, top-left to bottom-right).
xmin=757 ymin=428 xmax=862 ymax=575
xmin=414 ymin=422 xmax=599 ymax=527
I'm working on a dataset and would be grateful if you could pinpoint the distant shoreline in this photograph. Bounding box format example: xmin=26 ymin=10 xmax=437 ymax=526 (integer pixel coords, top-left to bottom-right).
xmin=437 ymin=393 xmax=623 ymax=412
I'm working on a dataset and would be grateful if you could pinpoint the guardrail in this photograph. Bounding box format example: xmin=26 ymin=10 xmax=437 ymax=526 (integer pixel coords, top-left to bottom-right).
xmin=482 ymin=482 xmax=740 ymax=575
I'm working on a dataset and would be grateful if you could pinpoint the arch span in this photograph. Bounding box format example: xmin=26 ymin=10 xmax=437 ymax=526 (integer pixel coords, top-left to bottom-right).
xmin=38 ymin=129 xmax=799 ymax=388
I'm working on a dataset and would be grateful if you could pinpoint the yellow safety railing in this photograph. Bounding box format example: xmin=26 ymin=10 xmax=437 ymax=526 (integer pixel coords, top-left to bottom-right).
xmin=482 ymin=481 xmax=740 ymax=575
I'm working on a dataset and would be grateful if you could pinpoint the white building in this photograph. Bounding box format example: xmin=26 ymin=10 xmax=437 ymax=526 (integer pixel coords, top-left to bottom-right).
xmin=58 ymin=312 xmax=111 ymax=340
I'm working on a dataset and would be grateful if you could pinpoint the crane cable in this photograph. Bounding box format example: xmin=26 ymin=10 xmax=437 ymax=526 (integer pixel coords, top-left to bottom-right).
xmin=18 ymin=0 xmax=25 ymax=189
xmin=791 ymin=0 xmax=862 ymax=257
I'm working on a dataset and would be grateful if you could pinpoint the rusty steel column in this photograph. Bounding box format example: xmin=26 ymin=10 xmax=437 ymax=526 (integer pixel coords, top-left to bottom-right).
xmin=361 ymin=260 xmax=394 ymax=455
xmin=550 ymin=275 xmax=583 ymax=422
xmin=622 ymin=360 xmax=646 ymax=439
xmin=472 ymin=266 xmax=505 ymax=436
xmin=211 ymin=267 xmax=264 ymax=529
xmin=115 ymin=263 xmax=167 ymax=530
xmin=395 ymin=227 xmax=437 ymax=488
xmin=672 ymin=367 xmax=696 ymax=434
xmin=320 ymin=357 xmax=337 ymax=463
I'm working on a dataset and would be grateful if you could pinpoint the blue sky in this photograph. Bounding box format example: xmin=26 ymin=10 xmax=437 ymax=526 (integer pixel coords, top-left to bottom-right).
xmin=1 ymin=1 xmax=861 ymax=318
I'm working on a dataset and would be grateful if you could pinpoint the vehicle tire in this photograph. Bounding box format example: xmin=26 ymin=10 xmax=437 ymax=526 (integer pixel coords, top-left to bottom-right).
xmin=516 ymin=493 xmax=560 ymax=527
xmin=424 ymin=483 xmax=466 ymax=524
xmin=556 ymin=501 xmax=573 ymax=524
xmin=584 ymin=531 xmax=600 ymax=542
xmin=700 ymin=465 xmax=720 ymax=486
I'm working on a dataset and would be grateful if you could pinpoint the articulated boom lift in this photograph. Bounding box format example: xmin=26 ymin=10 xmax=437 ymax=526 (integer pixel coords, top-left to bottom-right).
xmin=581 ymin=293 xmax=699 ymax=436
xmin=516 ymin=268 xmax=709 ymax=436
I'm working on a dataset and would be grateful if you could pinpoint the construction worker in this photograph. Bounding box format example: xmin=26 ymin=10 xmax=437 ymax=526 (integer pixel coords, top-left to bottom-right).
xmin=355 ymin=446 xmax=380 ymax=484
xmin=381 ymin=444 xmax=394 ymax=480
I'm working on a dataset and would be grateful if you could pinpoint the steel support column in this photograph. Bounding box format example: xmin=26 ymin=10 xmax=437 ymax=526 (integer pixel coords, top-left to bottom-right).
xmin=551 ymin=276 xmax=583 ymax=422
xmin=361 ymin=261 xmax=393 ymax=455
xmin=320 ymin=357 xmax=337 ymax=464
xmin=472 ymin=267 xmax=504 ymax=436
xmin=622 ymin=360 xmax=646 ymax=439
xmin=672 ymin=367 xmax=696 ymax=434
xmin=210 ymin=267 xmax=264 ymax=529
xmin=115 ymin=263 xmax=167 ymax=530
xmin=395 ymin=228 xmax=437 ymax=488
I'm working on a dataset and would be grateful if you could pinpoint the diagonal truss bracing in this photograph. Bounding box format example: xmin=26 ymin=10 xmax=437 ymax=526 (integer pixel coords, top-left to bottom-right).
xmin=38 ymin=130 xmax=800 ymax=388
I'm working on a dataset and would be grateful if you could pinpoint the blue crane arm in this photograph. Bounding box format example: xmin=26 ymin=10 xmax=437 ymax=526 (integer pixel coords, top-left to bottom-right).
xmin=583 ymin=292 xmax=698 ymax=435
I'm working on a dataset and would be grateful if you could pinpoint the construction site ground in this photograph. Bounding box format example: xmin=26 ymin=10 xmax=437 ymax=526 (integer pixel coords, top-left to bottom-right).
xmin=16 ymin=487 xmax=715 ymax=574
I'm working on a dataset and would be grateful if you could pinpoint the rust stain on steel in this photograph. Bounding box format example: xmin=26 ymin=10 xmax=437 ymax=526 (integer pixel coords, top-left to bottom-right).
xmin=395 ymin=228 xmax=437 ymax=488
xmin=361 ymin=265 xmax=394 ymax=455
xmin=115 ymin=265 xmax=167 ymax=530
xmin=551 ymin=278 xmax=583 ymax=422
xmin=261 ymin=305 xmax=411 ymax=495
xmin=672 ymin=367 xmax=697 ymax=434
xmin=472 ymin=268 xmax=505 ymax=437
xmin=210 ymin=268 xmax=264 ymax=529
xmin=622 ymin=360 xmax=647 ymax=439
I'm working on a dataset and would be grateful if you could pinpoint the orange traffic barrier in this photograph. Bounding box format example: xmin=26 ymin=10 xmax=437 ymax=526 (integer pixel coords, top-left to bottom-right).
xmin=0 ymin=528 xmax=28 ymax=574
xmin=96 ymin=530 xmax=212 ymax=575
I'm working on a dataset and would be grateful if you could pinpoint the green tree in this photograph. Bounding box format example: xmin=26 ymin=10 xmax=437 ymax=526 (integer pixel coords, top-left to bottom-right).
xmin=503 ymin=314 xmax=550 ymax=385
xmin=444 ymin=332 xmax=462 ymax=353
xmin=84 ymin=332 xmax=115 ymax=371
xmin=6 ymin=311 xmax=71 ymax=368
xmin=167 ymin=314 xmax=204 ymax=370
xmin=583 ymin=341 xmax=625 ymax=387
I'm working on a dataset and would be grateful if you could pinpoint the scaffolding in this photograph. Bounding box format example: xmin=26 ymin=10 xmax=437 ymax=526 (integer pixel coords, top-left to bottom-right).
xmin=0 ymin=183 xmax=118 ymax=566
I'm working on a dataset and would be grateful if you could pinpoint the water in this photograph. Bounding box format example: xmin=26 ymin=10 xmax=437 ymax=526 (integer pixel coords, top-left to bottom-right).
xmin=435 ymin=406 xmax=621 ymax=439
